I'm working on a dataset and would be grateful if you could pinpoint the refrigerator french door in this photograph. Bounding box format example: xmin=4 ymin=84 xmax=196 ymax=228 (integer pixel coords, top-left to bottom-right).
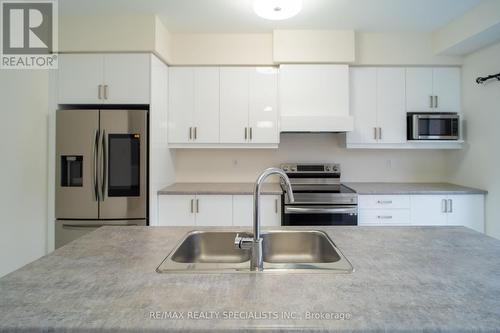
xmin=55 ymin=109 xmax=148 ymax=248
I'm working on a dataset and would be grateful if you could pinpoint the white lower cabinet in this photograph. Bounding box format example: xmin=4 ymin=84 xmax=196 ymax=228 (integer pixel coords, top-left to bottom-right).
xmin=232 ymin=195 xmax=281 ymax=227
xmin=159 ymin=194 xmax=281 ymax=227
xmin=195 ymin=195 xmax=233 ymax=226
xmin=158 ymin=195 xmax=196 ymax=226
xmin=359 ymin=194 xmax=485 ymax=232
xmin=410 ymin=195 xmax=484 ymax=232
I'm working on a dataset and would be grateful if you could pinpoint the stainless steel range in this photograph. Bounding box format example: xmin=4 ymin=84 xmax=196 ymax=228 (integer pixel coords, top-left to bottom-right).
xmin=280 ymin=163 xmax=358 ymax=226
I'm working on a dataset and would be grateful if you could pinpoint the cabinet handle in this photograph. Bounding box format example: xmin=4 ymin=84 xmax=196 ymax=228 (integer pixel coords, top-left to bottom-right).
xmin=442 ymin=199 xmax=447 ymax=213
xmin=189 ymin=127 xmax=192 ymax=140
xmin=104 ymin=85 xmax=108 ymax=100
xmin=196 ymin=199 xmax=199 ymax=213
xmin=244 ymin=127 xmax=248 ymax=140
xmin=377 ymin=200 xmax=392 ymax=204
xmin=194 ymin=127 xmax=197 ymax=140
xmin=374 ymin=127 xmax=378 ymax=140
xmin=379 ymin=127 xmax=382 ymax=140
xmin=429 ymin=95 xmax=434 ymax=108
xmin=98 ymin=85 xmax=102 ymax=99
xmin=448 ymin=199 xmax=452 ymax=213
xmin=377 ymin=215 xmax=393 ymax=219
xmin=190 ymin=199 xmax=194 ymax=213
xmin=249 ymin=127 xmax=253 ymax=140
xmin=275 ymin=199 xmax=278 ymax=214
xmin=435 ymin=96 xmax=438 ymax=109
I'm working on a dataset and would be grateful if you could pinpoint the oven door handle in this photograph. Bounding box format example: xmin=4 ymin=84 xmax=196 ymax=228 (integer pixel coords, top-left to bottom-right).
xmin=284 ymin=206 xmax=358 ymax=215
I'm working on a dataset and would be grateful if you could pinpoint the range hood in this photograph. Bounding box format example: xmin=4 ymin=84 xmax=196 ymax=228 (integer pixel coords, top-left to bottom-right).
xmin=279 ymin=64 xmax=353 ymax=132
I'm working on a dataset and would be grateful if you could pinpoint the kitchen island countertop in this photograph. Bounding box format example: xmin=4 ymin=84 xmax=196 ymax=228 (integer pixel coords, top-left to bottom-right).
xmin=0 ymin=226 xmax=499 ymax=332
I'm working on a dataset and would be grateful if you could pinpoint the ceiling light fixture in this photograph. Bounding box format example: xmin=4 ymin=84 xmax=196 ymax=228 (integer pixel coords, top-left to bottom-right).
xmin=253 ymin=0 xmax=302 ymax=21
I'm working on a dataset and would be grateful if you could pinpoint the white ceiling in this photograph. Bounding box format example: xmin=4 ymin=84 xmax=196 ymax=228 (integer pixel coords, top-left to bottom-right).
xmin=60 ymin=0 xmax=484 ymax=33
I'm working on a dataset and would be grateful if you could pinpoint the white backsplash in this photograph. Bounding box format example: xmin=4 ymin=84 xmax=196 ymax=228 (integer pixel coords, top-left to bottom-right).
xmin=174 ymin=133 xmax=450 ymax=183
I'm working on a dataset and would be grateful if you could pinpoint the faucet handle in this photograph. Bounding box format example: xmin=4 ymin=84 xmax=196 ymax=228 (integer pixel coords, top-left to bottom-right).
xmin=234 ymin=233 xmax=253 ymax=250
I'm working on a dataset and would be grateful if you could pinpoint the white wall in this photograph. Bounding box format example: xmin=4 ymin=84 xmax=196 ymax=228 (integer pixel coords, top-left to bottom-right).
xmin=174 ymin=134 xmax=450 ymax=183
xmin=170 ymin=33 xmax=274 ymax=65
xmin=448 ymin=41 xmax=500 ymax=239
xmin=167 ymin=31 xmax=462 ymax=66
xmin=0 ymin=71 xmax=49 ymax=277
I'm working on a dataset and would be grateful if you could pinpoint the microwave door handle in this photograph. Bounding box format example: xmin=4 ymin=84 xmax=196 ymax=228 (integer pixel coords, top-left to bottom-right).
xmin=412 ymin=115 xmax=419 ymax=140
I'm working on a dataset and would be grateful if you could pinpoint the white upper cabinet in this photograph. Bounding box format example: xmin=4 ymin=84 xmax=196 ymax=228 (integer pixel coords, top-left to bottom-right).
xmin=58 ymin=54 xmax=104 ymax=104
xmin=347 ymin=67 xmax=377 ymax=144
xmin=168 ymin=67 xmax=220 ymax=144
xmin=103 ymin=54 xmax=150 ymax=104
xmin=194 ymin=68 xmax=220 ymax=143
xmin=58 ymin=53 xmax=150 ymax=105
xmin=347 ymin=67 xmax=405 ymax=145
xmin=377 ymin=67 xmax=406 ymax=144
xmin=219 ymin=67 xmax=279 ymax=145
xmin=279 ymin=64 xmax=352 ymax=132
xmin=406 ymin=68 xmax=434 ymax=112
xmin=249 ymin=68 xmax=279 ymax=144
xmin=406 ymin=67 xmax=460 ymax=112
xmin=168 ymin=67 xmax=195 ymax=143
xmin=432 ymin=68 xmax=461 ymax=113
xmin=220 ymin=67 xmax=249 ymax=143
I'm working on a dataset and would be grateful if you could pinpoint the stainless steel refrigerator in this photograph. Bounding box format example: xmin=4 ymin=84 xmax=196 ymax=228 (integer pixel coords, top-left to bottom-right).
xmin=55 ymin=109 xmax=148 ymax=248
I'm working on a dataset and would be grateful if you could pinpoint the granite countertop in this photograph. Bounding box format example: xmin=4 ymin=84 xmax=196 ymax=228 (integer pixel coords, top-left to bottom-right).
xmin=344 ymin=182 xmax=487 ymax=195
xmin=158 ymin=182 xmax=283 ymax=195
xmin=159 ymin=182 xmax=487 ymax=196
xmin=1 ymin=226 xmax=499 ymax=332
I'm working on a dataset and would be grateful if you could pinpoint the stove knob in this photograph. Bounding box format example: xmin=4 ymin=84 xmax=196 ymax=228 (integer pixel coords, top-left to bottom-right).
xmin=291 ymin=166 xmax=297 ymax=172
xmin=326 ymin=166 xmax=331 ymax=172
xmin=283 ymin=166 xmax=289 ymax=172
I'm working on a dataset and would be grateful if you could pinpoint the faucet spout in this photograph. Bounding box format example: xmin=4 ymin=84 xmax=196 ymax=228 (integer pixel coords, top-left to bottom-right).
xmin=251 ymin=168 xmax=295 ymax=270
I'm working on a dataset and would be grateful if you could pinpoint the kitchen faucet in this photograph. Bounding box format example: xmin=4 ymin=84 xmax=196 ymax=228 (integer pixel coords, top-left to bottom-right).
xmin=234 ymin=168 xmax=295 ymax=271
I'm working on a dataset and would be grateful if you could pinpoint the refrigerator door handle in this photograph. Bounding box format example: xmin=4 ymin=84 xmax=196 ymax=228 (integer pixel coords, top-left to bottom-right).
xmin=92 ymin=130 xmax=100 ymax=201
xmin=98 ymin=129 xmax=107 ymax=202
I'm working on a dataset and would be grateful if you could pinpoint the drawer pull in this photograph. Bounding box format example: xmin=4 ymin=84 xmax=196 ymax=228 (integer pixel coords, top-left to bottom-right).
xmin=377 ymin=215 xmax=393 ymax=219
xmin=377 ymin=200 xmax=393 ymax=204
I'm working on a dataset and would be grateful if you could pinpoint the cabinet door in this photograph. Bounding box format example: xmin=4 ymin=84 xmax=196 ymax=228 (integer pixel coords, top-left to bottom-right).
xmin=58 ymin=54 xmax=103 ymax=104
xmin=260 ymin=195 xmax=281 ymax=227
xmin=194 ymin=67 xmax=220 ymax=143
xmin=377 ymin=67 xmax=406 ymax=144
xmin=432 ymin=67 xmax=461 ymax=112
xmin=248 ymin=67 xmax=279 ymax=144
xmin=406 ymin=68 xmax=433 ymax=112
xmin=158 ymin=195 xmax=195 ymax=226
xmin=446 ymin=195 xmax=484 ymax=233
xmin=220 ymin=67 xmax=249 ymax=143
xmin=168 ymin=67 xmax=194 ymax=143
xmin=195 ymin=195 xmax=233 ymax=226
xmin=233 ymin=195 xmax=253 ymax=227
xmin=103 ymin=54 xmax=150 ymax=104
xmin=346 ymin=67 xmax=377 ymax=144
xmin=410 ymin=195 xmax=447 ymax=226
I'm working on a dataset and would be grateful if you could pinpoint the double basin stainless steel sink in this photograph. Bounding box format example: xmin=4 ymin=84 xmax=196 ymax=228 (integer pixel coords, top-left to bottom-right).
xmin=156 ymin=230 xmax=353 ymax=273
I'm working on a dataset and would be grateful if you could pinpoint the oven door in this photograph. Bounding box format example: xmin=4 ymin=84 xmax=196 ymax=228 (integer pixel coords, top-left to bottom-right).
xmin=283 ymin=205 xmax=358 ymax=226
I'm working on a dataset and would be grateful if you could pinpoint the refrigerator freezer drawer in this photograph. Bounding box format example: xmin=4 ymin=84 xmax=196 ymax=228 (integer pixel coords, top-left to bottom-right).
xmin=55 ymin=219 xmax=147 ymax=249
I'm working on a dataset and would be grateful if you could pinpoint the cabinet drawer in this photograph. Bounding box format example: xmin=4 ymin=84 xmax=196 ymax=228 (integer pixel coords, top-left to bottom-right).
xmin=359 ymin=209 xmax=411 ymax=225
xmin=358 ymin=195 xmax=410 ymax=209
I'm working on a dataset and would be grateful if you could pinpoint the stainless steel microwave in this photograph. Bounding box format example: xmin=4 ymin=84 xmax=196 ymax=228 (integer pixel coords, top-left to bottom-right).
xmin=407 ymin=113 xmax=460 ymax=140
